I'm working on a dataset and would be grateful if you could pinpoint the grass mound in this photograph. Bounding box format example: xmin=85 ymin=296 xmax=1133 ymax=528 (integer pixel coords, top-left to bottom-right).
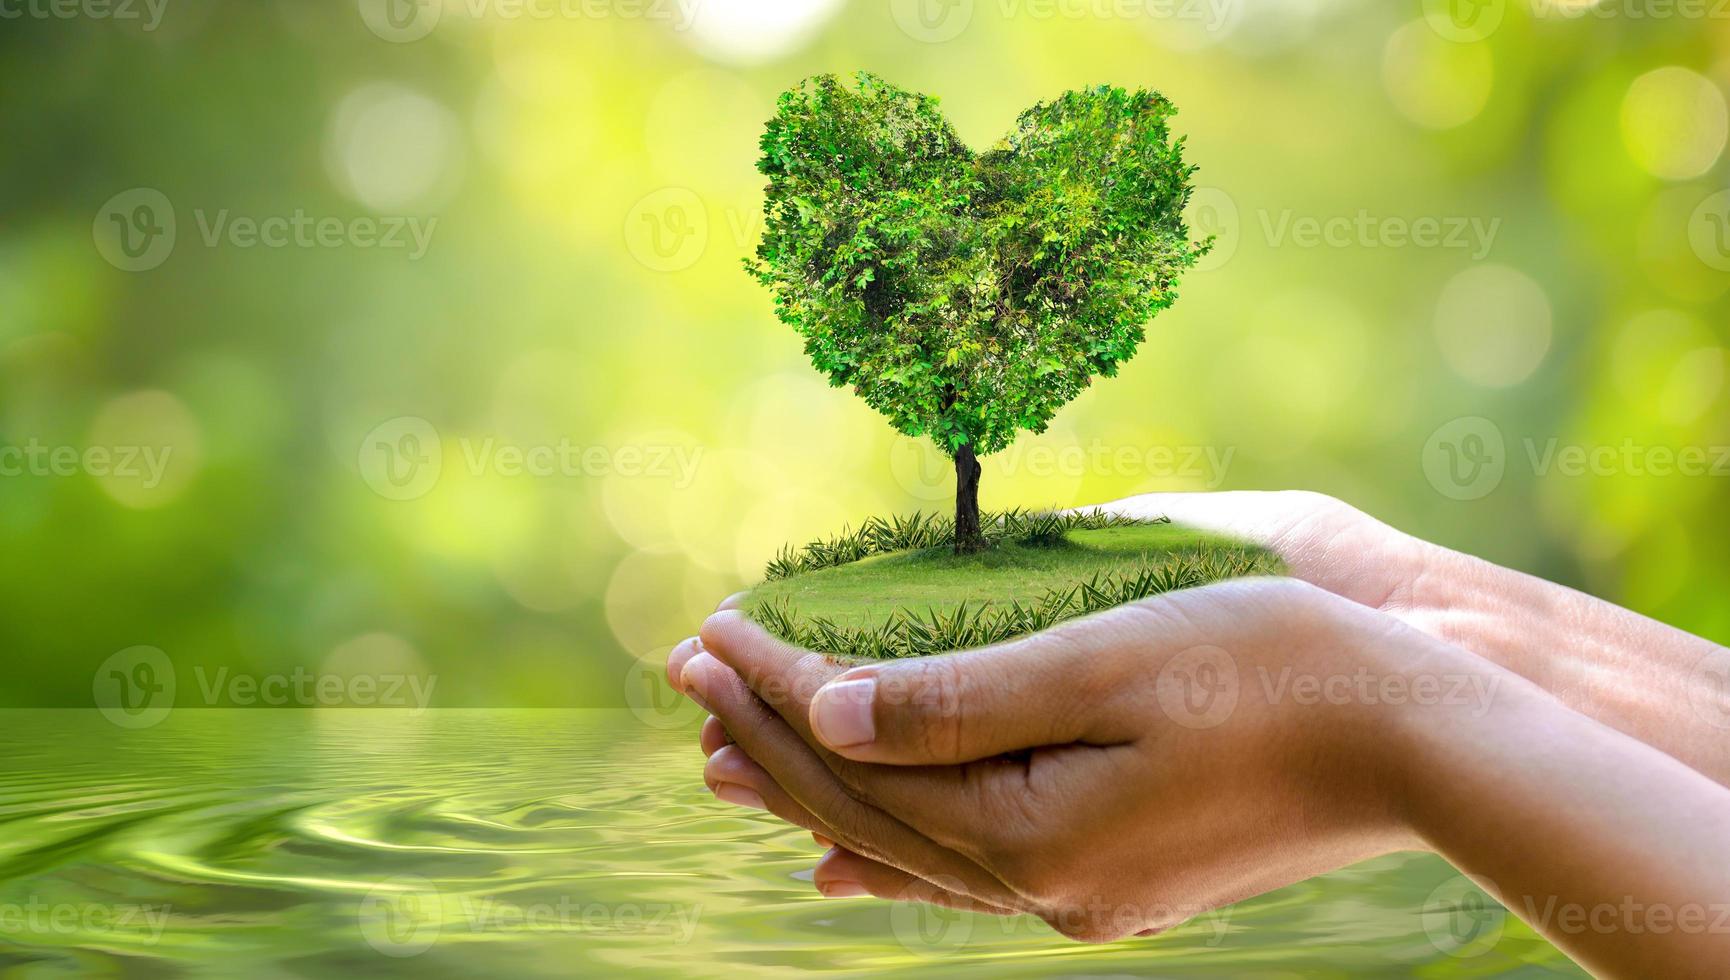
xmin=747 ymin=512 xmax=1283 ymax=659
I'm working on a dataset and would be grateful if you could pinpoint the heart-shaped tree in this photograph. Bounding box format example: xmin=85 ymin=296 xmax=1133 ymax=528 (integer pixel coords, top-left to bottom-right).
xmin=747 ymin=72 xmax=1209 ymax=553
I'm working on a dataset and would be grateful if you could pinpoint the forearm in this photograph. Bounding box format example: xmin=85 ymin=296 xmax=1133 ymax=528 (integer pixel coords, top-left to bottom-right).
xmin=1397 ymin=679 xmax=1730 ymax=979
xmin=1408 ymin=538 xmax=1730 ymax=784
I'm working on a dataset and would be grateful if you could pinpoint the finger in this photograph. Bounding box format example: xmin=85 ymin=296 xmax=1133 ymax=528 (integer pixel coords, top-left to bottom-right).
xmin=667 ymin=636 xmax=704 ymax=694
xmin=703 ymin=744 xmax=813 ymax=824
xmin=680 ymin=649 xmax=1025 ymax=911
xmin=813 ymin=847 xmax=1017 ymax=913
xmin=704 ymin=607 xmax=1144 ymax=766
xmin=701 ymin=744 xmax=849 ymax=852
xmin=1094 ymin=491 xmax=1411 ymax=612
xmin=716 ymin=591 xmax=751 ymax=612
xmin=700 ymin=715 xmax=732 ymax=755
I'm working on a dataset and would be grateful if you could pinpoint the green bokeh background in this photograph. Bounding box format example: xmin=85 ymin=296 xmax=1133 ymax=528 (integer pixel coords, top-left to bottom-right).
xmin=2 ymin=0 xmax=1727 ymax=708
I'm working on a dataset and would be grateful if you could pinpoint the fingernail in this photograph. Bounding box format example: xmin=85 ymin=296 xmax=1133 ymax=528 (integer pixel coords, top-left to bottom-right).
xmin=810 ymin=677 xmax=876 ymax=748
xmin=682 ymin=651 xmax=720 ymax=713
xmin=713 ymin=783 xmax=766 ymax=810
xmin=812 ymin=833 xmax=835 ymax=848
xmin=668 ymin=637 xmax=702 ymax=693
xmin=818 ymin=880 xmax=869 ymax=898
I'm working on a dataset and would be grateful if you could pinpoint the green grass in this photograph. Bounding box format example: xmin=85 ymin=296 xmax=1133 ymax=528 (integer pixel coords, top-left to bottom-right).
xmin=747 ymin=517 xmax=1284 ymax=659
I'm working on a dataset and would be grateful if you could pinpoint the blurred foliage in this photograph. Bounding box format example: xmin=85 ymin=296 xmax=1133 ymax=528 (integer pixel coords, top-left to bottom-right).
xmin=1 ymin=0 xmax=1727 ymax=706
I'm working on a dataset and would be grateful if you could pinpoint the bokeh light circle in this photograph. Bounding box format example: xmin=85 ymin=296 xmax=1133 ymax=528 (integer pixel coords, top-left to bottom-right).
xmin=86 ymin=389 xmax=204 ymax=508
xmin=1384 ymin=20 xmax=1493 ymax=129
xmin=325 ymin=83 xmax=462 ymax=211
xmin=1434 ymin=264 xmax=1553 ymax=388
xmin=1620 ymin=67 xmax=1728 ymax=181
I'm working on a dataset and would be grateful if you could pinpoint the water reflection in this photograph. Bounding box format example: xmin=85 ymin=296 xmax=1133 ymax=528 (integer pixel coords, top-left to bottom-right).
xmin=0 ymin=710 xmax=1581 ymax=976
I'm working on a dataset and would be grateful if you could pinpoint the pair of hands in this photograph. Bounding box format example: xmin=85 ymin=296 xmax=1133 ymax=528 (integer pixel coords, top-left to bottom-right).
xmin=668 ymin=491 xmax=1730 ymax=977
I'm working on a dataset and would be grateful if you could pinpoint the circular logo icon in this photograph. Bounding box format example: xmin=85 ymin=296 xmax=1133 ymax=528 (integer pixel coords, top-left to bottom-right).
xmin=1421 ymin=874 xmax=1505 ymax=958
xmin=1689 ymin=648 xmax=1730 ymax=730
xmin=359 ymin=875 xmax=442 ymax=957
xmin=890 ymin=0 xmax=973 ymax=43
xmin=93 ymin=646 xmax=176 ymax=729
xmin=93 ymin=188 xmax=176 ymax=272
xmin=888 ymin=434 xmax=953 ymax=503
xmin=1422 ymin=0 xmax=1504 ymax=43
xmin=1184 ymin=187 xmax=1239 ymax=272
xmin=1688 ymin=189 xmax=1730 ymax=273
xmin=1422 ymin=416 xmax=1505 ymax=501
xmin=359 ymin=0 xmax=441 ymax=42
xmin=889 ymin=875 xmax=973 ymax=953
xmin=624 ymin=647 xmax=707 ymax=730
xmin=1155 ymin=645 xmax=1239 ymax=729
xmin=358 ymin=416 xmax=443 ymax=501
xmin=624 ymin=188 xmax=708 ymax=273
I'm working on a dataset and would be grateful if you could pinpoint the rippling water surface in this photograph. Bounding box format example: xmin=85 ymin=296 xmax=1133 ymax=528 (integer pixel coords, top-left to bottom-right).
xmin=0 ymin=710 xmax=1583 ymax=977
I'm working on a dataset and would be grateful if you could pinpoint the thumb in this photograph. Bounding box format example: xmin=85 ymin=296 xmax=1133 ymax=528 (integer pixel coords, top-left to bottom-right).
xmin=806 ymin=613 xmax=1144 ymax=765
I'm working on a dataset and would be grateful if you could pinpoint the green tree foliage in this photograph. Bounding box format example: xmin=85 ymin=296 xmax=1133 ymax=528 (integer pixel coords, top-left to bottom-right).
xmin=747 ymin=72 xmax=1208 ymax=551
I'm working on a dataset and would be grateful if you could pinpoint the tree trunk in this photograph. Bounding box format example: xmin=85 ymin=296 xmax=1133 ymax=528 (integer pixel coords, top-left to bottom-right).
xmin=953 ymin=444 xmax=986 ymax=555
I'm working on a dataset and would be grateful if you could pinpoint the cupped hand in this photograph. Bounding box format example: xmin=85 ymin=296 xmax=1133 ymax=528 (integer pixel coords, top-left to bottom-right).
xmin=675 ymin=577 xmax=1507 ymax=940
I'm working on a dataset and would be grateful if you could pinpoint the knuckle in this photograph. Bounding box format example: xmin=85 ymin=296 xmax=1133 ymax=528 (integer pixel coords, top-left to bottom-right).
xmin=886 ymin=659 xmax=966 ymax=760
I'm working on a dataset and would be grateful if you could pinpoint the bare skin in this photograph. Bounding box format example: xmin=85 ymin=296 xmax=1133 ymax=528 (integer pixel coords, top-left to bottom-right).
xmin=663 ymin=492 xmax=1730 ymax=975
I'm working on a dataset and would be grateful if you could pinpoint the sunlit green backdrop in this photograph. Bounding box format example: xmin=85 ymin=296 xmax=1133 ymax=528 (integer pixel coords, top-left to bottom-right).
xmin=2 ymin=0 xmax=1727 ymax=710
